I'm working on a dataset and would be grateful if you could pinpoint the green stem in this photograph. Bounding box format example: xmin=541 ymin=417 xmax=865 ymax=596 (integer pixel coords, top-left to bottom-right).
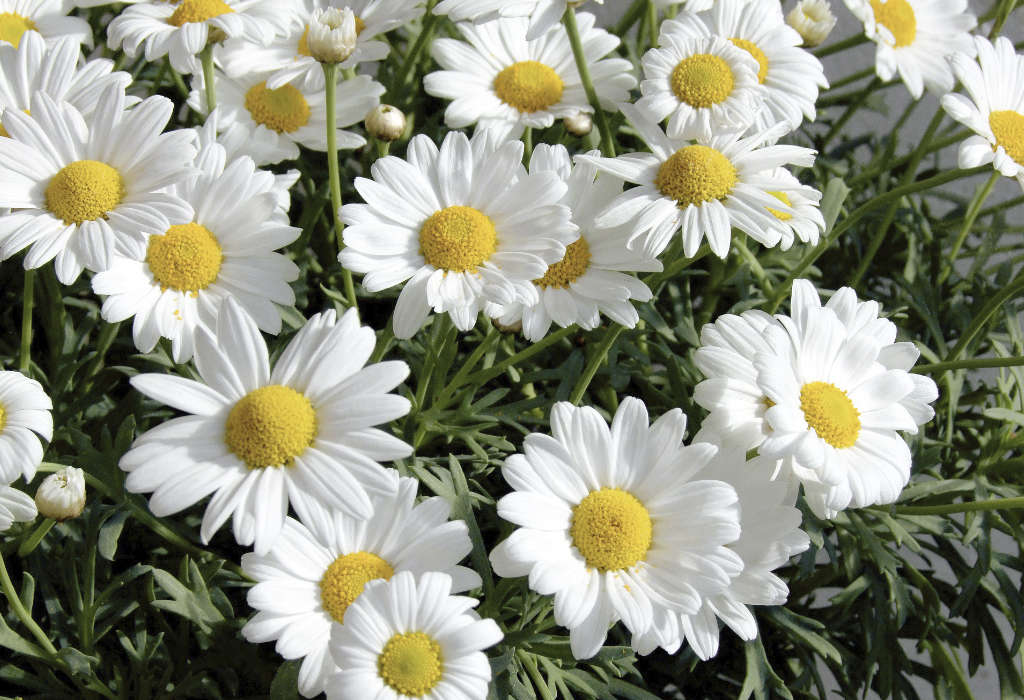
xmin=733 ymin=237 xmax=773 ymax=297
xmin=812 ymin=33 xmax=869 ymax=58
xmin=200 ymin=44 xmax=216 ymax=111
xmin=455 ymin=327 xmax=575 ymax=393
xmin=523 ymin=126 xmax=533 ymax=162
xmin=941 ymin=171 xmax=1000 ymax=284
xmin=646 ymin=0 xmax=659 ymax=48
xmin=570 ymin=325 xmax=624 ymax=405
xmin=849 ymin=129 xmax=972 ymax=187
xmin=823 ymin=67 xmax=875 ymax=92
xmin=563 ymin=8 xmax=615 ymax=157
xmin=19 ymin=268 xmax=34 ymax=374
xmin=943 ymin=271 xmax=1024 ymax=365
xmin=612 ymin=0 xmax=647 ymax=36
xmin=913 ymin=356 xmax=1024 ymax=374
xmin=884 ymin=497 xmax=1024 ymax=516
xmin=323 ymin=61 xmax=358 ymax=309
xmin=823 ymin=77 xmax=882 ymax=149
xmin=17 ymin=519 xmax=55 ymax=558
xmin=82 ymin=321 xmax=121 ymax=386
xmin=0 ymin=550 xmax=58 ymax=656
xmin=393 ymin=4 xmax=437 ymax=101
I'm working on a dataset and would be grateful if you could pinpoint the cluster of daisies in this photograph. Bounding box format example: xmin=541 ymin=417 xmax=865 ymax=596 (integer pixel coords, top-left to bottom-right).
xmin=0 ymin=0 xmax=1019 ymax=697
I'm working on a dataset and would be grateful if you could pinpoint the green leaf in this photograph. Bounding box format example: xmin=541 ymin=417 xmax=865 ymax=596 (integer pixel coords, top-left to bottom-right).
xmin=269 ymin=660 xmax=302 ymax=700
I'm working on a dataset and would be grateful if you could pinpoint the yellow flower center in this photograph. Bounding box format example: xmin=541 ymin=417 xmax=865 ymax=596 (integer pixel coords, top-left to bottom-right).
xmin=0 ymin=402 xmax=6 ymax=433
xmin=224 ymin=385 xmax=317 ymax=468
xmin=570 ymin=488 xmax=653 ymax=572
xmin=767 ymin=191 xmax=793 ymax=221
xmin=296 ymin=16 xmax=366 ymax=56
xmin=0 ymin=12 xmax=35 ymax=48
xmin=730 ymin=38 xmax=768 ymax=84
xmin=800 ymin=381 xmax=861 ymax=449
xmin=319 ymin=551 xmax=394 ymax=624
xmin=377 ymin=632 xmax=444 ymax=697
xmin=244 ymin=81 xmax=311 ymax=134
xmin=493 ymin=60 xmax=564 ymax=114
xmin=534 ymin=238 xmax=591 ymax=289
xmin=168 ymin=0 xmax=234 ymax=27
xmin=419 ymin=206 xmax=498 ymax=273
xmin=146 ymin=223 xmax=223 ymax=293
xmin=990 ymin=110 xmax=1024 ymax=166
xmin=45 ymin=160 xmax=125 ymax=226
xmin=870 ymin=0 xmax=916 ymax=47
xmin=670 ymin=53 xmax=735 ymax=108
xmin=655 ymin=145 xmax=738 ymax=208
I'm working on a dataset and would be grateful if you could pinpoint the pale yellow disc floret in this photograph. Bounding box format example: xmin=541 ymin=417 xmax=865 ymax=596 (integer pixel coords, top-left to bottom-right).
xmin=0 ymin=402 xmax=6 ymax=433
xmin=534 ymin=238 xmax=591 ymax=289
xmin=493 ymin=60 xmax=565 ymax=114
xmin=870 ymin=0 xmax=917 ymax=47
xmin=419 ymin=206 xmax=498 ymax=273
xmin=377 ymin=632 xmax=444 ymax=697
xmin=0 ymin=12 xmax=36 ymax=48
xmin=990 ymin=110 xmax=1024 ymax=166
xmin=670 ymin=54 xmax=735 ymax=108
xmin=730 ymin=38 xmax=768 ymax=84
xmin=224 ymin=385 xmax=317 ymax=468
xmin=655 ymin=145 xmax=738 ymax=208
xmin=297 ymin=15 xmax=365 ymax=56
xmin=168 ymin=0 xmax=234 ymax=27
xmin=244 ymin=81 xmax=311 ymax=134
xmin=45 ymin=160 xmax=125 ymax=226
xmin=146 ymin=223 xmax=224 ymax=293
xmin=800 ymin=381 xmax=861 ymax=449
xmin=570 ymin=488 xmax=653 ymax=572
xmin=319 ymin=551 xmax=394 ymax=624
xmin=767 ymin=191 xmax=794 ymax=221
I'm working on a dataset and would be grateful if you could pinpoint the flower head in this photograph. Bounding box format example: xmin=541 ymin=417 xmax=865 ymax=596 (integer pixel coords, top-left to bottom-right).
xmin=307 ymin=6 xmax=357 ymax=64
xmin=35 ymin=466 xmax=86 ymax=521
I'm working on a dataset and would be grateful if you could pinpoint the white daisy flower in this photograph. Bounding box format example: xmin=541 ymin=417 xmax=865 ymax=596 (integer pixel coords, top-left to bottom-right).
xmin=0 ymin=484 xmax=35 ymax=532
xmin=242 ymin=475 xmax=483 ymax=698
xmin=578 ymin=104 xmax=817 ymax=259
xmin=326 ymin=570 xmax=503 ymax=700
xmin=763 ymin=168 xmax=825 ymax=251
xmin=0 ymin=86 xmax=196 ymax=283
xmin=423 ymin=13 xmax=635 ymax=142
xmin=91 ymin=135 xmax=301 ymax=364
xmin=661 ymin=0 xmax=829 ymax=134
xmin=637 ymin=30 xmax=764 ymax=140
xmin=489 ymin=398 xmax=743 ymax=659
xmin=434 ymin=0 xmax=607 ymax=41
xmin=339 ymin=130 xmax=577 ymax=338
xmin=119 ymin=298 xmax=413 ymax=555
xmin=844 ymin=0 xmax=976 ymax=99
xmin=634 ymin=449 xmax=808 ymax=659
xmin=491 ymin=144 xmax=661 ymax=342
xmin=220 ymin=0 xmax=424 ymax=91
xmin=0 ymin=370 xmax=52 ymax=485
xmin=107 ymin=0 xmax=298 ymax=75
xmin=786 ymin=0 xmax=838 ymax=47
xmin=188 ymin=66 xmax=382 ymax=165
xmin=0 ymin=0 xmax=91 ymax=48
xmin=0 ymin=31 xmax=135 ymax=138
xmin=942 ymin=36 xmax=1024 ymax=192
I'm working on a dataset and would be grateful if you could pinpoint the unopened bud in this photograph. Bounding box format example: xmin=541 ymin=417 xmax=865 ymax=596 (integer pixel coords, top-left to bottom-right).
xmin=365 ymin=104 xmax=407 ymax=142
xmin=564 ymin=111 xmax=593 ymax=136
xmin=35 ymin=467 xmax=85 ymax=521
xmin=309 ymin=7 xmax=358 ymax=64
xmin=786 ymin=0 xmax=837 ymax=48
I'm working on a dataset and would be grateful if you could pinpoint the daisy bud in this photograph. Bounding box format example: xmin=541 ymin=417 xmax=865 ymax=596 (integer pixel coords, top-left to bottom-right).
xmin=365 ymin=104 xmax=406 ymax=142
xmin=35 ymin=467 xmax=86 ymax=521
xmin=308 ymin=6 xmax=358 ymax=64
xmin=564 ymin=111 xmax=593 ymax=136
xmin=786 ymin=0 xmax=837 ymax=47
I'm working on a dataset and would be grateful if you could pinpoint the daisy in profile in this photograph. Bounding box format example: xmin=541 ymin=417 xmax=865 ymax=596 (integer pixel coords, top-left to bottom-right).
xmin=0 ymin=31 xmax=135 ymax=137
xmin=220 ymin=0 xmax=424 ymax=90
xmin=424 ymin=13 xmax=635 ymax=141
xmin=662 ymin=0 xmax=829 ymax=134
xmin=491 ymin=145 xmax=661 ymax=342
xmin=339 ymin=130 xmax=577 ymax=338
xmin=91 ymin=137 xmax=301 ymax=364
xmin=942 ymin=36 xmax=1024 ymax=192
xmin=578 ymin=104 xmax=818 ymax=259
xmin=490 ymin=398 xmax=743 ymax=659
xmin=0 ymin=0 xmax=91 ymax=48
xmin=0 ymin=484 xmax=36 ymax=532
xmin=326 ymin=571 xmax=503 ymax=700
xmin=242 ymin=476 xmax=482 ymax=698
xmin=844 ymin=0 xmax=976 ymax=99
xmin=0 ymin=370 xmax=53 ymax=484
xmin=0 ymin=86 xmax=196 ymax=283
xmin=119 ymin=298 xmax=413 ymax=554
xmin=188 ymin=67 xmax=383 ymax=165
xmin=763 ymin=169 xmax=825 ymax=250
xmin=107 ymin=0 xmax=297 ymax=74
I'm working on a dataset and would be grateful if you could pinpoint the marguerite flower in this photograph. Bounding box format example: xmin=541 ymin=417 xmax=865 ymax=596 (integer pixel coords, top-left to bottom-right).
xmin=787 ymin=0 xmax=837 ymax=47
xmin=107 ymin=0 xmax=297 ymax=74
xmin=578 ymin=104 xmax=818 ymax=259
xmin=0 ymin=370 xmax=52 ymax=485
xmin=0 ymin=484 xmax=35 ymax=532
xmin=326 ymin=571 xmax=503 ymax=700
xmin=491 ymin=145 xmax=661 ymax=342
xmin=91 ymin=136 xmax=300 ymax=363
xmin=424 ymin=13 xmax=635 ymax=141
xmin=220 ymin=0 xmax=424 ymax=90
xmin=942 ymin=36 xmax=1024 ymax=192
xmin=0 ymin=86 xmax=196 ymax=283
xmin=844 ymin=0 xmax=976 ymax=99
xmin=242 ymin=475 xmax=482 ymax=698
xmin=119 ymin=298 xmax=413 ymax=554
xmin=763 ymin=168 xmax=825 ymax=250
xmin=489 ymin=398 xmax=743 ymax=659
xmin=434 ymin=0 xmax=606 ymax=40
xmin=661 ymin=0 xmax=829 ymax=134
xmin=339 ymin=130 xmax=577 ymax=338
xmin=0 ymin=0 xmax=90 ymax=48
xmin=188 ymin=66 xmax=383 ymax=165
